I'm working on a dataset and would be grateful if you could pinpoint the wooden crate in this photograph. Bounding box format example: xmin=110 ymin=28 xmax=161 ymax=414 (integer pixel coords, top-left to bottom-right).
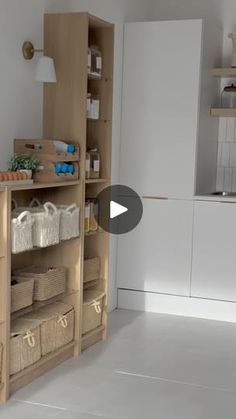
xmin=14 ymin=139 xmax=80 ymax=162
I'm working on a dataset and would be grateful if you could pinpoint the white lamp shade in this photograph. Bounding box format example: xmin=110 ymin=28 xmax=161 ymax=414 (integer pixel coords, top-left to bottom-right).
xmin=35 ymin=56 xmax=56 ymax=83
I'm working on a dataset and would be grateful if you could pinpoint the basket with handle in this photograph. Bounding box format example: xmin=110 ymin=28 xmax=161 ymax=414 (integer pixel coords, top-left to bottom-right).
xmin=23 ymin=302 xmax=74 ymax=356
xmin=32 ymin=202 xmax=60 ymax=248
xmin=82 ymin=290 xmax=105 ymax=334
xmin=11 ymin=211 xmax=34 ymax=254
xmin=13 ymin=266 xmax=67 ymax=301
xmin=57 ymin=203 xmax=80 ymax=241
xmin=10 ymin=317 xmax=41 ymax=375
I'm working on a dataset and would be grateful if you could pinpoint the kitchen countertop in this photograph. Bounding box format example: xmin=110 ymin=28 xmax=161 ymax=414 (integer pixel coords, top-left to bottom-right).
xmin=195 ymin=194 xmax=236 ymax=203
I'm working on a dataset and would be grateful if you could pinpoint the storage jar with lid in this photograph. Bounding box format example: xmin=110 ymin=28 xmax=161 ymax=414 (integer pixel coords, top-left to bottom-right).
xmin=89 ymin=148 xmax=100 ymax=179
xmin=89 ymin=45 xmax=102 ymax=78
xmin=221 ymin=84 xmax=236 ymax=108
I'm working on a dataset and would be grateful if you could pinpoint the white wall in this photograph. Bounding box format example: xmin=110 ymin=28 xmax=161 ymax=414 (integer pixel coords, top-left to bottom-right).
xmin=0 ymin=0 xmax=151 ymax=312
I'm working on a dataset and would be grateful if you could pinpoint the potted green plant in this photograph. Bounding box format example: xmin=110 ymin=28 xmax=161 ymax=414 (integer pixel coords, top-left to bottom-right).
xmin=9 ymin=154 xmax=40 ymax=179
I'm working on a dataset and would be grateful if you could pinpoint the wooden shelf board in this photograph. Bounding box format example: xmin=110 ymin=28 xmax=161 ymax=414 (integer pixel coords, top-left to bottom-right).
xmin=11 ymin=290 xmax=79 ymax=320
xmin=211 ymin=68 xmax=236 ymax=77
xmin=210 ymin=108 xmax=236 ymax=117
xmin=10 ymin=342 xmax=76 ymax=395
xmin=9 ymin=180 xmax=80 ymax=192
xmin=12 ymin=235 xmax=80 ymax=256
xmin=85 ymin=178 xmax=109 ymax=184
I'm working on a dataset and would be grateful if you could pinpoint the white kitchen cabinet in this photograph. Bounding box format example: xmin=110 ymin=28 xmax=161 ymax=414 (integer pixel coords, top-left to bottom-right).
xmin=120 ymin=20 xmax=203 ymax=198
xmin=191 ymin=201 xmax=236 ymax=302
xmin=117 ymin=199 xmax=193 ymax=296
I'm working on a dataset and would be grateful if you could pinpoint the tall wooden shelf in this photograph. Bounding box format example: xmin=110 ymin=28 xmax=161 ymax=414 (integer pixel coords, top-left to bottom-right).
xmin=0 ymin=13 xmax=114 ymax=403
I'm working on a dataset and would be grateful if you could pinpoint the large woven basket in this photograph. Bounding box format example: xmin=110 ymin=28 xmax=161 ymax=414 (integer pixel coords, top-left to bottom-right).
xmin=10 ymin=317 xmax=41 ymax=375
xmin=31 ymin=202 xmax=60 ymax=248
xmin=83 ymin=290 xmax=105 ymax=334
xmin=84 ymin=257 xmax=100 ymax=283
xmin=24 ymin=302 xmax=74 ymax=356
xmin=14 ymin=266 xmax=67 ymax=301
xmin=57 ymin=204 xmax=80 ymax=241
xmin=11 ymin=277 xmax=34 ymax=313
xmin=11 ymin=211 xmax=34 ymax=254
xmin=0 ymin=344 xmax=3 ymax=383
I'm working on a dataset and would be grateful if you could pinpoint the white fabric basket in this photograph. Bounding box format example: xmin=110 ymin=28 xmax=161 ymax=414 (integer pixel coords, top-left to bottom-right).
xmin=32 ymin=202 xmax=60 ymax=248
xmin=57 ymin=204 xmax=80 ymax=241
xmin=12 ymin=211 xmax=34 ymax=254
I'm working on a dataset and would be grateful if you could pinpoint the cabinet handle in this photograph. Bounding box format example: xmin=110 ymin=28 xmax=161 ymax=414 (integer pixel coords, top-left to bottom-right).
xmin=142 ymin=196 xmax=168 ymax=200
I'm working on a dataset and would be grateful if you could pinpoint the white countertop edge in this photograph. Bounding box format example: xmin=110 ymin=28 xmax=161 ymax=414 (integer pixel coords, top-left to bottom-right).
xmin=194 ymin=195 xmax=236 ymax=203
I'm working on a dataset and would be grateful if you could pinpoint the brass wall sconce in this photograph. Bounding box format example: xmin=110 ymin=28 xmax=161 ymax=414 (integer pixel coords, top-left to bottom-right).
xmin=22 ymin=41 xmax=57 ymax=83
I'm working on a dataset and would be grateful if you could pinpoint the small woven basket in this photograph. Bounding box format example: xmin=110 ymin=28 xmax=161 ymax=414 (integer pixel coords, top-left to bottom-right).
xmin=24 ymin=302 xmax=74 ymax=356
xmin=14 ymin=266 xmax=67 ymax=301
xmin=84 ymin=257 xmax=100 ymax=283
xmin=11 ymin=277 xmax=34 ymax=313
xmin=10 ymin=317 xmax=41 ymax=375
xmin=82 ymin=290 xmax=104 ymax=334
xmin=57 ymin=204 xmax=80 ymax=241
xmin=11 ymin=211 xmax=34 ymax=254
xmin=31 ymin=202 xmax=60 ymax=248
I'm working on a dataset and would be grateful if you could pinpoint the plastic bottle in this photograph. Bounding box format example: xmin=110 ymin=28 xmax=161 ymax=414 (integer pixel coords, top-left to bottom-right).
xmin=53 ymin=140 xmax=75 ymax=154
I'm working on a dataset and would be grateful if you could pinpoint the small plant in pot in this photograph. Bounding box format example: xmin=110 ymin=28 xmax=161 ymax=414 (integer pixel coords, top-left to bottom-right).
xmin=9 ymin=154 xmax=40 ymax=179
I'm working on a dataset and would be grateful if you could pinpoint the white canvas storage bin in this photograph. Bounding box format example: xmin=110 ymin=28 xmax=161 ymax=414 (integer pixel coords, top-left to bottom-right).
xmin=11 ymin=211 xmax=34 ymax=254
xmin=24 ymin=302 xmax=74 ymax=356
xmin=32 ymin=202 xmax=60 ymax=248
xmin=10 ymin=317 xmax=41 ymax=375
xmin=57 ymin=204 xmax=80 ymax=241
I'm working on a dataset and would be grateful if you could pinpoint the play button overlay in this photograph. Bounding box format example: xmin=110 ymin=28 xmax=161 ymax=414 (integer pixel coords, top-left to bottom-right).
xmin=110 ymin=201 xmax=128 ymax=219
xmin=96 ymin=185 xmax=143 ymax=234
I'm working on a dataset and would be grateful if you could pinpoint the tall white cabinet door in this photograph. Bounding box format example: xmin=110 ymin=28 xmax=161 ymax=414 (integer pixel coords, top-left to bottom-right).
xmin=117 ymin=199 xmax=193 ymax=296
xmin=120 ymin=20 xmax=202 ymax=198
xmin=191 ymin=201 xmax=236 ymax=302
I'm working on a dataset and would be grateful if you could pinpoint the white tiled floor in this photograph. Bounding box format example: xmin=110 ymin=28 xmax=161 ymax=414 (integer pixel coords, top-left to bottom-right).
xmin=2 ymin=309 xmax=236 ymax=418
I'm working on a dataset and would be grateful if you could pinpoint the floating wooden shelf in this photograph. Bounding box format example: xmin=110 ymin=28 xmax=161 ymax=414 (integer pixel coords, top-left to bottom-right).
xmin=210 ymin=108 xmax=236 ymax=117
xmin=211 ymin=68 xmax=236 ymax=78
xmin=10 ymin=342 xmax=76 ymax=395
xmin=85 ymin=178 xmax=109 ymax=184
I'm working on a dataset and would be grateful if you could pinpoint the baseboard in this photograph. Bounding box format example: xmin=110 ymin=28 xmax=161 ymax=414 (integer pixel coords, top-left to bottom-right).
xmin=118 ymin=289 xmax=236 ymax=323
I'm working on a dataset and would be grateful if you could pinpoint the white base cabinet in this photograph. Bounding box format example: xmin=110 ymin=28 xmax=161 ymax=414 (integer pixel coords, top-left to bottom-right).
xmin=117 ymin=199 xmax=193 ymax=296
xmin=191 ymin=201 xmax=236 ymax=302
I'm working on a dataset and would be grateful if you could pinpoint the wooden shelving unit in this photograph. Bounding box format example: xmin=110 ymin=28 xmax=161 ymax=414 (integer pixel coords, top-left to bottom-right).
xmin=210 ymin=68 xmax=236 ymax=116
xmin=0 ymin=12 xmax=114 ymax=403
xmin=210 ymin=108 xmax=236 ymax=117
xmin=211 ymin=68 xmax=236 ymax=78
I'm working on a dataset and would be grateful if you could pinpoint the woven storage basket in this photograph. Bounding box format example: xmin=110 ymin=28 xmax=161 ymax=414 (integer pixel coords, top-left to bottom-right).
xmin=10 ymin=317 xmax=41 ymax=375
xmin=84 ymin=257 xmax=100 ymax=283
xmin=11 ymin=277 xmax=34 ymax=313
xmin=31 ymin=202 xmax=60 ymax=248
xmin=83 ymin=290 xmax=105 ymax=334
xmin=0 ymin=343 xmax=3 ymax=383
xmin=14 ymin=266 xmax=67 ymax=301
xmin=24 ymin=302 xmax=74 ymax=356
xmin=57 ymin=204 xmax=80 ymax=241
xmin=11 ymin=211 xmax=34 ymax=254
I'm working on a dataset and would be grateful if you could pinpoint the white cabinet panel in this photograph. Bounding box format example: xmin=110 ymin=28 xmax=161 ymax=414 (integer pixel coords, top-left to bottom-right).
xmin=191 ymin=201 xmax=236 ymax=302
xmin=120 ymin=20 xmax=202 ymax=198
xmin=117 ymin=199 xmax=193 ymax=296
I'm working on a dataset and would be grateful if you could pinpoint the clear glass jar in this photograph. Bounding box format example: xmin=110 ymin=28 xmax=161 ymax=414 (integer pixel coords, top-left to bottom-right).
xmin=84 ymin=201 xmax=90 ymax=233
xmin=89 ymin=148 xmax=100 ymax=179
xmin=89 ymin=45 xmax=102 ymax=78
xmin=221 ymin=84 xmax=236 ymax=108
xmin=87 ymin=93 xmax=100 ymax=120
xmin=88 ymin=47 xmax=92 ymax=74
xmin=85 ymin=151 xmax=91 ymax=179
xmin=89 ymin=199 xmax=98 ymax=232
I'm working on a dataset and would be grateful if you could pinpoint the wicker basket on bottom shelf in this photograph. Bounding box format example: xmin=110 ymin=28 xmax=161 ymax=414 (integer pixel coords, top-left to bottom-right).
xmin=24 ymin=302 xmax=74 ymax=356
xmin=13 ymin=266 xmax=67 ymax=301
xmin=84 ymin=257 xmax=100 ymax=283
xmin=83 ymin=290 xmax=105 ymax=335
xmin=10 ymin=318 xmax=41 ymax=376
xmin=11 ymin=277 xmax=34 ymax=313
